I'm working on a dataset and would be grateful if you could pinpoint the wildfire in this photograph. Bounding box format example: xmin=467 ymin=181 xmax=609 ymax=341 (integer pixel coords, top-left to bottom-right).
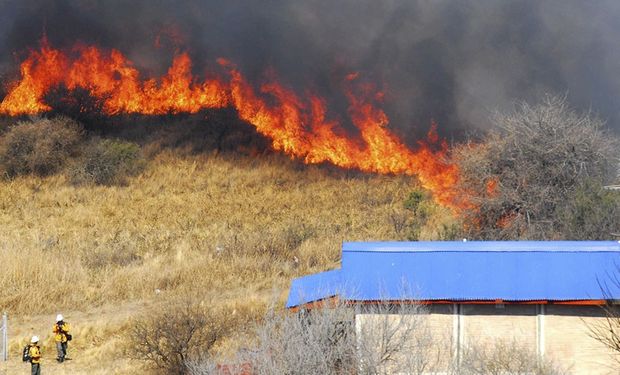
xmin=0 ymin=42 xmax=460 ymax=207
xmin=485 ymin=178 xmax=499 ymax=196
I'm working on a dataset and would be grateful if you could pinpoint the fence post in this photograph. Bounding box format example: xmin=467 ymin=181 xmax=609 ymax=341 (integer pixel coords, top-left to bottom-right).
xmin=2 ymin=312 xmax=6 ymax=362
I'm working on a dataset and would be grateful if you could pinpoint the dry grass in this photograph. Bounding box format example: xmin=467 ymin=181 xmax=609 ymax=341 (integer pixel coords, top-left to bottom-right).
xmin=0 ymin=150 xmax=454 ymax=373
xmin=2 ymin=302 xmax=146 ymax=374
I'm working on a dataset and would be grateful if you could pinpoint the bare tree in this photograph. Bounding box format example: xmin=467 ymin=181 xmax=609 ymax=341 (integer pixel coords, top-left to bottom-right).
xmin=588 ymin=304 xmax=620 ymax=362
xmin=244 ymin=300 xmax=357 ymax=375
xmin=587 ymin=269 xmax=620 ymax=365
xmin=355 ymin=302 xmax=442 ymax=375
xmin=454 ymin=95 xmax=619 ymax=240
xmin=188 ymin=298 xmax=445 ymax=375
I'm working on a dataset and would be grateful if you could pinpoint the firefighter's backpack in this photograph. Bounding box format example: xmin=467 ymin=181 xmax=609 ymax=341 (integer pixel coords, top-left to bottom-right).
xmin=22 ymin=345 xmax=31 ymax=362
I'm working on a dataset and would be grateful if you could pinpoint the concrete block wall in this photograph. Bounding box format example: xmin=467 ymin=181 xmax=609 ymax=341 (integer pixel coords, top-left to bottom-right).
xmin=461 ymin=304 xmax=537 ymax=346
xmin=544 ymin=305 xmax=618 ymax=374
xmin=355 ymin=303 xmax=620 ymax=374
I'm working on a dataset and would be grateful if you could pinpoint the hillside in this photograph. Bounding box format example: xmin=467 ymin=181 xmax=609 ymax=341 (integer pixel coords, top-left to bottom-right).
xmin=0 ymin=150 xmax=453 ymax=374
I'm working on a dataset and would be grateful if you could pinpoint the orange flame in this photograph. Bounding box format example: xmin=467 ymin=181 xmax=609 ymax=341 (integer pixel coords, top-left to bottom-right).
xmin=0 ymin=42 xmax=461 ymax=207
xmin=485 ymin=177 xmax=499 ymax=197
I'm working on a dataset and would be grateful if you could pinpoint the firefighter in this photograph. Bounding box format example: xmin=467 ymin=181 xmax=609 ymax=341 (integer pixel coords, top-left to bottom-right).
xmin=28 ymin=336 xmax=41 ymax=375
xmin=53 ymin=314 xmax=71 ymax=362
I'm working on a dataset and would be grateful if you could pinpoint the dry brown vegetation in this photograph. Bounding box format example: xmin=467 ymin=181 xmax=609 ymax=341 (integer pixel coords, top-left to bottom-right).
xmin=0 ymin=116 xmax=83 ymax=178
xmin=0 ymin=143 xmax=454 ymax=373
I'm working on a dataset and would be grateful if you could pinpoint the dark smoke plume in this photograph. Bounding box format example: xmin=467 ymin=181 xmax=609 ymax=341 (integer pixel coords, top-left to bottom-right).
xmin=1 ymin=0 xmax=620 ymax=139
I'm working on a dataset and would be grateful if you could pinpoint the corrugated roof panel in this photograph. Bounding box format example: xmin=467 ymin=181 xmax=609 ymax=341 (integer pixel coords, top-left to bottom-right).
xmin=341 ymin=250 xmax=620 ymax=301
xmin=287 ymin=241 xmax=620 ymax=308
xmin=342 ymin=240 xmax=620 ymax=253
xmin=286 ymin=270 xmax=341 ymax=308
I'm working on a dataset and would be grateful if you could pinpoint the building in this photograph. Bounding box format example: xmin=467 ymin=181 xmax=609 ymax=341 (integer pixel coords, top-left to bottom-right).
xmin=287 ymin=241 xmax=620 ymax=374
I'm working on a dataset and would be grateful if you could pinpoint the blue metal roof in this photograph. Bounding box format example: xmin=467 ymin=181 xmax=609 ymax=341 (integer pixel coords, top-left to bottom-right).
xmin=286 ymin=241 xmax=620 ymax=308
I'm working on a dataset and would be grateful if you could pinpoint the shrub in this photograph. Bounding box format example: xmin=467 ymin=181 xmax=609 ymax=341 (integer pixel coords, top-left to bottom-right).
xmin=127 ymin=298 xmax=233 ymax=375
xmin=139 ymin=108 xmax=269 ymax=156
xmin=0 ymin=116 xmax=83 ymax=178
xmin=81 ymin=247 xmax=142 ymax=270
xmin=389 ymin=188 xmax=454 ymax=241
xmin=71 ymin=138 xmax=145 ymax=185
xmin=403 ymin=189 xmax=433 ymax=240
xmin=43 ymin=84 xmax=110 ymax=131
xmin=555 ymin=181 xmax=620 ymax=239
xmin=459 ymin=340 xmax=568 ymax=375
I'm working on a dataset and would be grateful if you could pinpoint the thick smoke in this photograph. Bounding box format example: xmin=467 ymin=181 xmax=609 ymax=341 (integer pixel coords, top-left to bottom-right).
xmin=1 ymin=0 xmax=620 ymax=138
